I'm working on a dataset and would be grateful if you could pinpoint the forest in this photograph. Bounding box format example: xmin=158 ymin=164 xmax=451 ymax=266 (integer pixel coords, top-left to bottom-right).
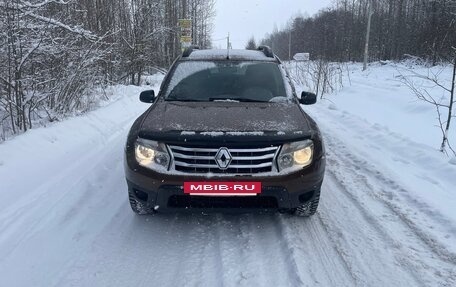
xmin=0 ymin=0 xmax=215 ymax=139
xmin=1 ymin=0 xmax=455 ymax=140
xmin=260 ymin=0 xmax=456 ymax=63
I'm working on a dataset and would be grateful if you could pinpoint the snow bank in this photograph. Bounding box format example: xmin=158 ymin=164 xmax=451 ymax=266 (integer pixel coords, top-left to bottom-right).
xmin=294 ymin=61 xmax=455 ymax=149
xmin=299 ymin=62 xmax=456 ymax=254
xmin=0 ymin=84 xmax=154 ymax=211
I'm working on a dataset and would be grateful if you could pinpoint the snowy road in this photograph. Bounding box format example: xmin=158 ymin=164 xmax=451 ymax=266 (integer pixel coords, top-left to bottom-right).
xmin=0 ymin=84 xmax=455 ymax=286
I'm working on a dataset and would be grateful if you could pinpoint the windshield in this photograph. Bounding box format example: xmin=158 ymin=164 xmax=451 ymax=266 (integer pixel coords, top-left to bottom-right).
xmin=164 ymin=61 xmax=288 ymax=102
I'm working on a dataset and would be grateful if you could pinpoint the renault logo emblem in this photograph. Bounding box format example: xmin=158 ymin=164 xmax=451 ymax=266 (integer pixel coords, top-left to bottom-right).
xmin=215 ymin=147 xmax=232 ymax=170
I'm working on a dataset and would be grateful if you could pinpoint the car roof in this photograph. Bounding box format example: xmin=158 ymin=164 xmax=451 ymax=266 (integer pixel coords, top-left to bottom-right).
xmin=182 ymin=49 xmax=278 ymax=62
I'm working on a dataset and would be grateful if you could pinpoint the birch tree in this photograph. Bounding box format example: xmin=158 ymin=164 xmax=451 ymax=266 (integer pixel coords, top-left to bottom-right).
xmin=0 ymin=0 xmax=216 ymax=140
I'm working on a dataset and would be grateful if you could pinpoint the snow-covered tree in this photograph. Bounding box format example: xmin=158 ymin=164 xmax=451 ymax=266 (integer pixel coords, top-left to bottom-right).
xmin=0 ymin=0 xmax=215 ymax=140
xmin=245 ymin=37 xmax=257 ymax=50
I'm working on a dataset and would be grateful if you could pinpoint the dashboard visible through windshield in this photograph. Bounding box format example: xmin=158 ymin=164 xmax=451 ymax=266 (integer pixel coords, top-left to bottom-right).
xmin=165 ymin=61 xmax=288 ymax=102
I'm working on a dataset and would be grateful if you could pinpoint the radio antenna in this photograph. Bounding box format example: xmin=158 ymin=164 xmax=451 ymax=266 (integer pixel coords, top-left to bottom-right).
xmin=226 ymin=33 xmax=230 ymax=59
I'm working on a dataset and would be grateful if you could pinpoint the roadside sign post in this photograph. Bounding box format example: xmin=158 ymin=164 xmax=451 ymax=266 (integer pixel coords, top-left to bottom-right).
xmin=178 ymin=19 xmax=192 ymax=51
xmin=293 ymin=53 xmax=310 ymax=75
xmin=293 ymin=53 xmax=310 ymax=61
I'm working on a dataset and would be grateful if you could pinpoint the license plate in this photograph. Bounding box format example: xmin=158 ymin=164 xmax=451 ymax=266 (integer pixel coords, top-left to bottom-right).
xmin=184 ymin=182 xmax=262 ymax=196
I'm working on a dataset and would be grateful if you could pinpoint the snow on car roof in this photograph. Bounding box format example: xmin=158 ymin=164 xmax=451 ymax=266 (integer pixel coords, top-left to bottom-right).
xmin=185 ymin=49 xmax=277 ymax=61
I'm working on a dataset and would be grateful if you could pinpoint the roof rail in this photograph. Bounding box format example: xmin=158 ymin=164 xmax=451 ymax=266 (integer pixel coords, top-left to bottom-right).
xmin=182 ymin=45 xmax=200 ymax=57
xmin=257 ymin=45 xmax=274 ymax=58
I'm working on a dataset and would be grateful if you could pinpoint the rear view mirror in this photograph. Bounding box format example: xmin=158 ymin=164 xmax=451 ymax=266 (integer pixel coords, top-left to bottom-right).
xmin=299 ymin=92 xmax=317 ymax=105
xmin=140 ymin=90 xmax=156 ymax=103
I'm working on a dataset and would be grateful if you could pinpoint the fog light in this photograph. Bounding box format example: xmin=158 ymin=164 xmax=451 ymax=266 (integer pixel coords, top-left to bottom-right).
xmin=154 ymin=153 xmax=169 ymax=166
xmin=278 ymin=154 xmax=293 ymax=168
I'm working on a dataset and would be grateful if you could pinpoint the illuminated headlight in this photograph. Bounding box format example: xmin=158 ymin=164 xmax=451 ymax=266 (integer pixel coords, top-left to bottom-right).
xmin=277 ymin=140 xmax=314 ymax=173
xmin=135 ymin=139 xmax=170 ymax=171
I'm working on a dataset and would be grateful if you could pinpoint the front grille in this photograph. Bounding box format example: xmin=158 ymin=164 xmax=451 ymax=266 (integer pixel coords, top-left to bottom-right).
xmin=168 ymin=145 xmax=280 ymax=174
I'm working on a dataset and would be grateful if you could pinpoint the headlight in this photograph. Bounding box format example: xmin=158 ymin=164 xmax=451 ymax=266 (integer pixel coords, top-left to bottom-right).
xmin=277 ymin=140 xmax=314 ymax=173
xmin=135 ymin=139 xmax=170 ymax=171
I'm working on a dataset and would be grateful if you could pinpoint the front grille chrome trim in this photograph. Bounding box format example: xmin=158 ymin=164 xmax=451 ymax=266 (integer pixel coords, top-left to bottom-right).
xmin=168 ymin=144 xmax=280 ymax=175
xmin=173 ymin=160 xmax=273 ymax=169
xmin=169 ymin=145 xmax=278 ymax=153
xmin=172 ymin=152 xmax=214 ymax=160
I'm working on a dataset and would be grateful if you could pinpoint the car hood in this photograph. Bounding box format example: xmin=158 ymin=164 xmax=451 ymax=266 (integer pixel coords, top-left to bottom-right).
xmin=139 ymin=101 xmax=312 ymax=142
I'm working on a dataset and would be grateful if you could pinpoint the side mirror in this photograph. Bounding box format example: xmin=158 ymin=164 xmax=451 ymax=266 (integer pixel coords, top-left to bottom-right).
xmin=299 ymin=91 xmax=317 ymax=105
xmin=140 ymin=90 xmax=156 ymax=103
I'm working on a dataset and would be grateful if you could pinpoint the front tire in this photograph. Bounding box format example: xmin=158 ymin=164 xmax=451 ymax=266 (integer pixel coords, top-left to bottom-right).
xmin=291 ymin=189 xmax=321 ymax=217
xmin=129 ymin=193 xmax=155 ymax=215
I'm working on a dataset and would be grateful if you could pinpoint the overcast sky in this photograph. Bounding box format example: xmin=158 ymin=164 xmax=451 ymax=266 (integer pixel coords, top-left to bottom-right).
xmin=213 ymin=0 xmax=333 ymax=49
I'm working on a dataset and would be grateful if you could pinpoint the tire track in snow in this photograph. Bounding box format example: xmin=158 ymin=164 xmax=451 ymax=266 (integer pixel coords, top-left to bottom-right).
xmin=314 ymin=213 xmax=360 ymax=285
xmin=0 ymin=143 xmax=134 ymax=286
xmin=277 ymin=213 xmax=358 ymax=286
xmin=309 ymin=104 xmax=456 ymax=259
xmin=211 ymin=213 xmax=307 ymax=287
xmin=136 ymin=215 xmax=190 ymax=287
xmin=59 ymin=213 xmax=190 ymax=287
xmin=305 ymin=103 xmax=456 ymax=285
xmin=325 ymin=130 xmax=456 ymax=264
xmin=212 ymin=214 xmax=237 ymax=286
xmin=322 ymin=137 xmax=456 ymax=286
xmin=0 ymin=117 xmax=134 ymax=257
xmin=181 ymin=214 xmax=242 ymax=287
xmin=322 ymin=172 xmax=427 ymax=287
xmin=0 ymin=130 xmax=129 ymax=262
xmin=245 ymin=214 xmax=304 ymax=287
xmin=212 ymin=215 xmax=255 ymax=286
xmin=216 ymin=215 xmax=256 ymax=286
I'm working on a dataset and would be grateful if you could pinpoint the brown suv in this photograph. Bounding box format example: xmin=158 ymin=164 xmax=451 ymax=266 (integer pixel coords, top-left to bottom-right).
xmin=124 ymin=46 xmax=325 ymax=216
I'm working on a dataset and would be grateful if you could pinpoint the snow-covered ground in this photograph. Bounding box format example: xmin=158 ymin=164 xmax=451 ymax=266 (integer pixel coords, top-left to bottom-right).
xmin=304 ymin=62 xmax=456 ymax=241
xmin=0 ymin=65 xmax=455 ymax=286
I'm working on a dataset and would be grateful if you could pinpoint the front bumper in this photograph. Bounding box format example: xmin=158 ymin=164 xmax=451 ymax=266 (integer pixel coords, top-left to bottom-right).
xmin=125 ymin=154 xmax=325 ymax=213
